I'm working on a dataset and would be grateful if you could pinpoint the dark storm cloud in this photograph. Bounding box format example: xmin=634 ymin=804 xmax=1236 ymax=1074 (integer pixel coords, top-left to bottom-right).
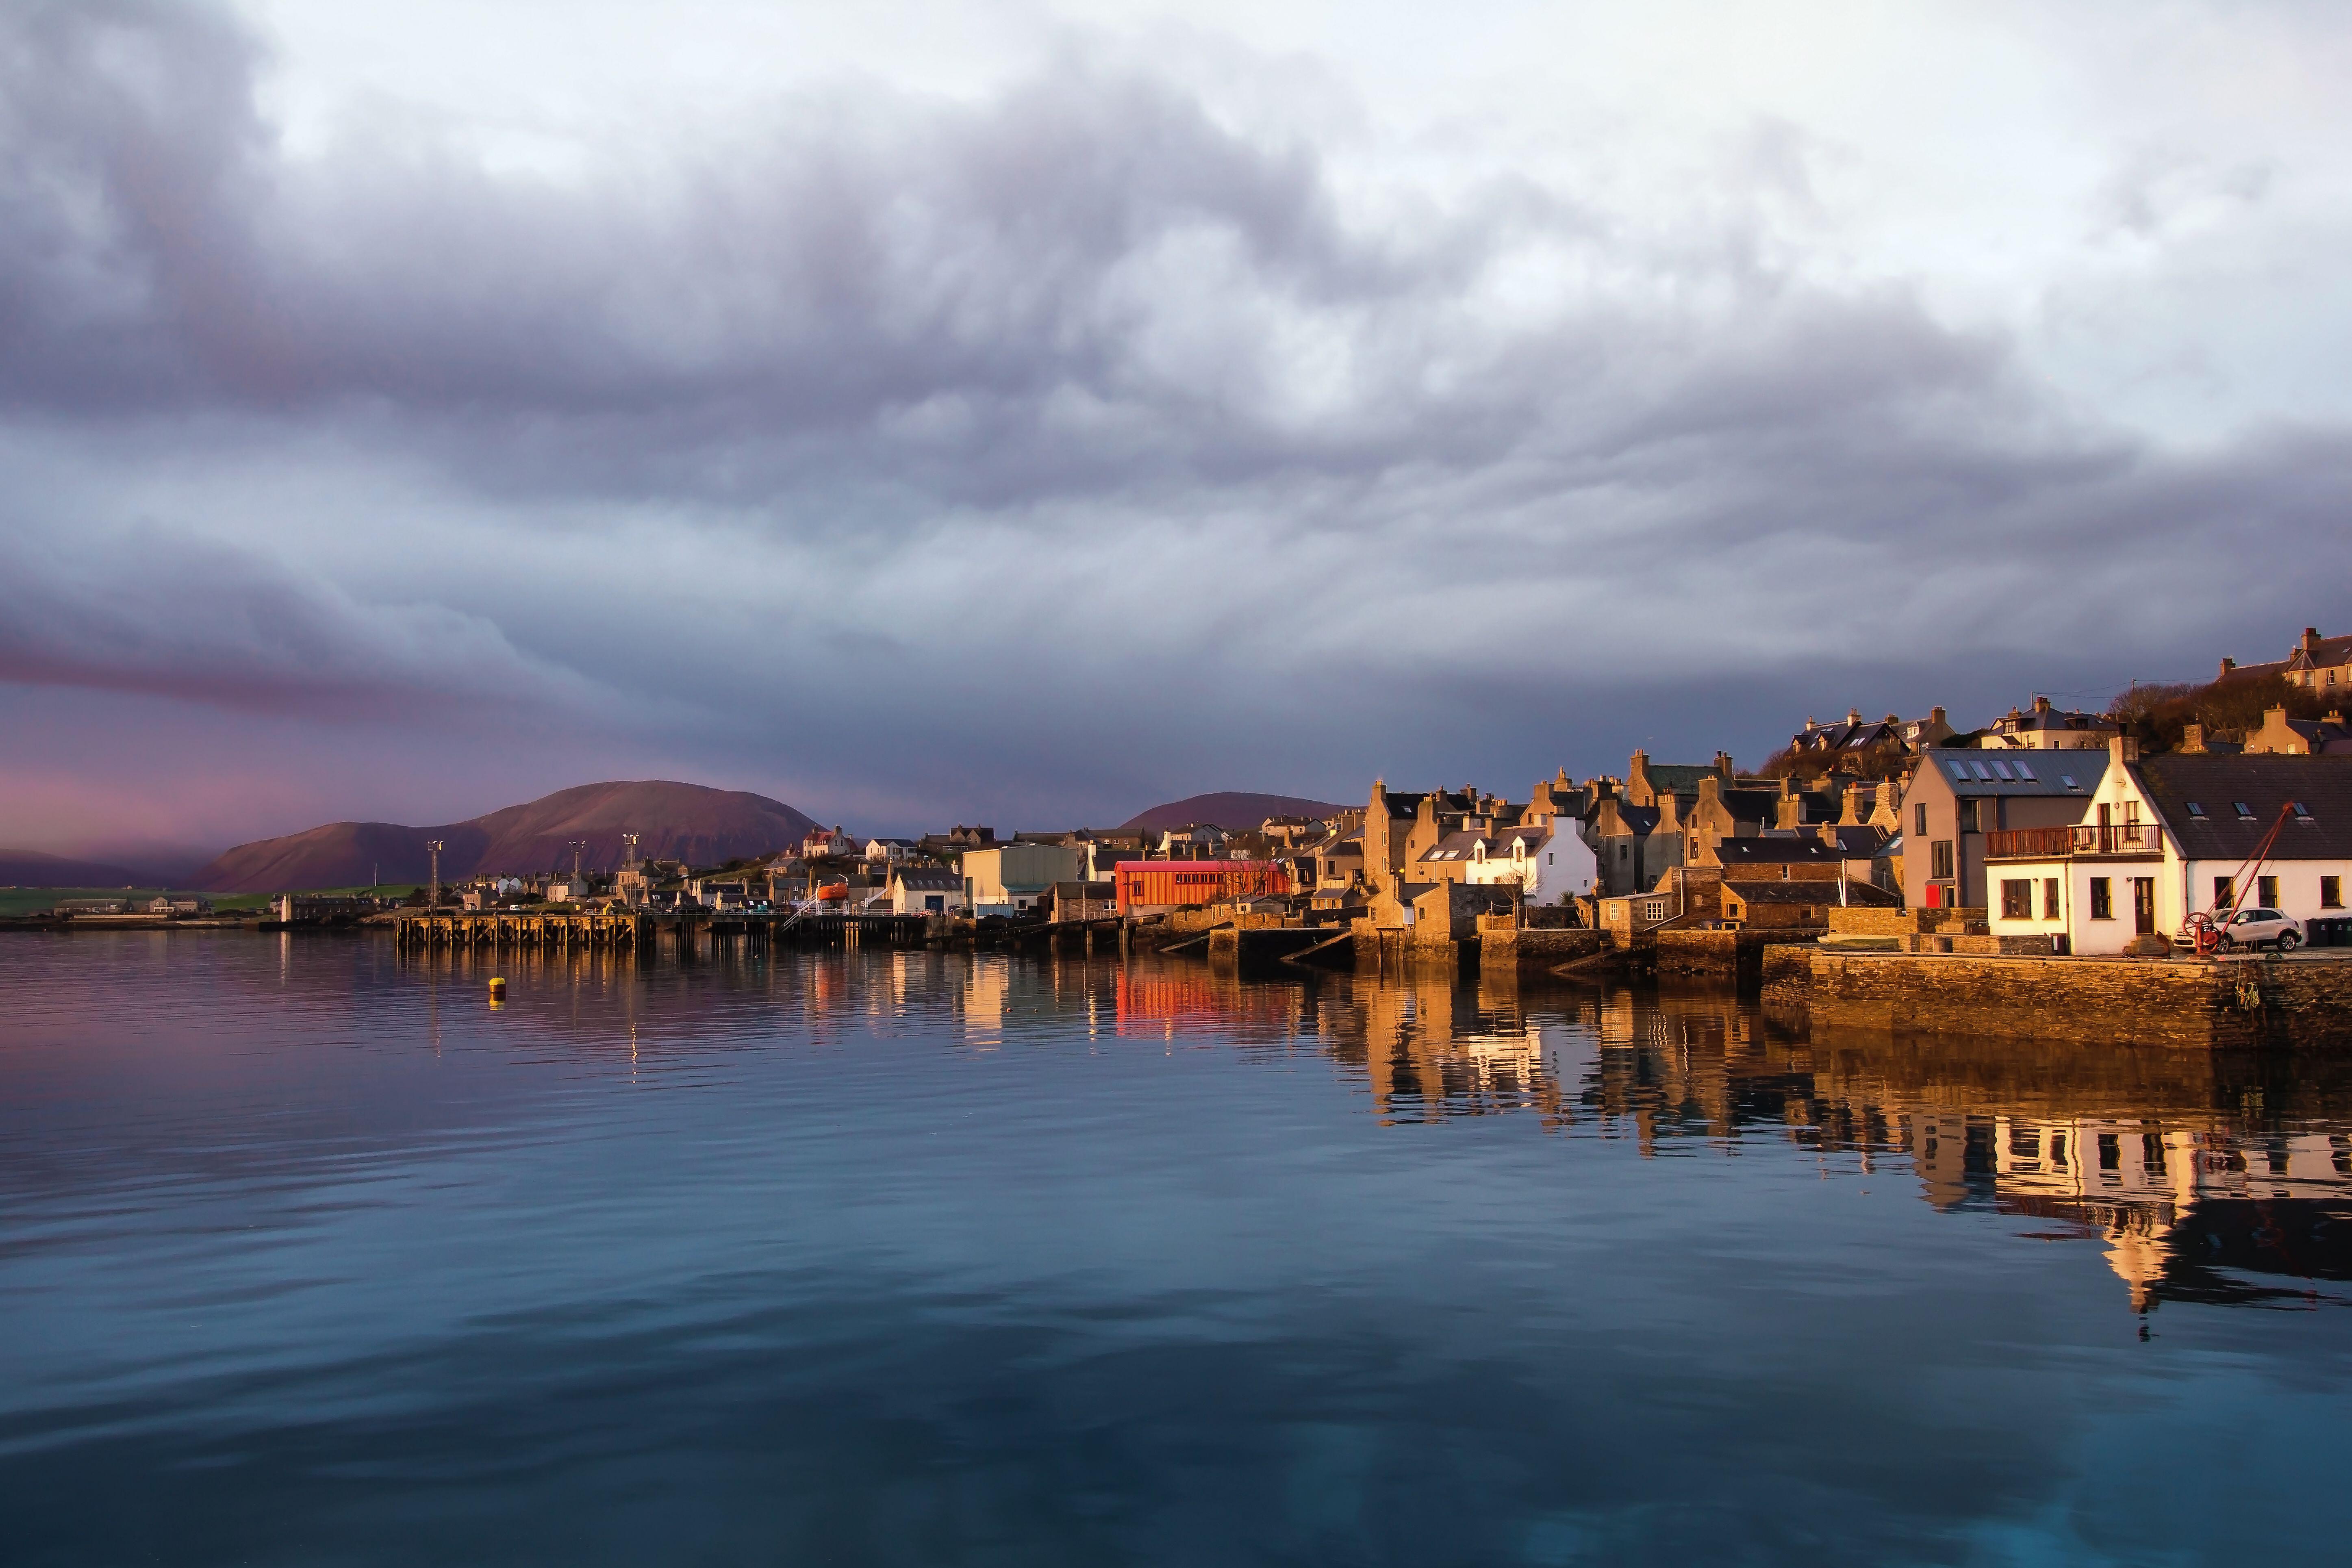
xmin=2 ymin=0 xmax=2350 ymax=835
xmin=0 ymin=519 xmax=589 ymax=715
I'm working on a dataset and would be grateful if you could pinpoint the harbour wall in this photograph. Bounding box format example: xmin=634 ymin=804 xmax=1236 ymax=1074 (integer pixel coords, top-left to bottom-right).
xmin=1799 ymin=950 xmax=2352 ymax=1051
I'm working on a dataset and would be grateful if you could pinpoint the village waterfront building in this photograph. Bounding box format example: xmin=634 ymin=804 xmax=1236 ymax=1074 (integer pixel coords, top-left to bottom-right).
xmin=1900 ymin=746 xmax=2108 ymax=910
xmin=1984 ymin=743 xmax=2352 ymax=954
xmin=961 ymin=843 xmax=1084 ymax=916
xmin=1113 ymin=860 xmax=1291 ymax=916
xmin=889 ymin=866 xmax=962 ymax=915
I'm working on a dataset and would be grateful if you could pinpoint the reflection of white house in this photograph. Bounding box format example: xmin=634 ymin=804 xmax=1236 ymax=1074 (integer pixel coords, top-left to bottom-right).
xmin=1985 ymin=737 xmax=2352 ymax=954
xmin=1459 ymin=822 xmax=1598 ymax=903
xmin=1910 ymin=1112 xmax=2352 ymax=1311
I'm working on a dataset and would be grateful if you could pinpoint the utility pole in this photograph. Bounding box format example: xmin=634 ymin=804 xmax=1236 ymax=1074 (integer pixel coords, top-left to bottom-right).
xmin=426 ymin=840 xmax=444 ymax=909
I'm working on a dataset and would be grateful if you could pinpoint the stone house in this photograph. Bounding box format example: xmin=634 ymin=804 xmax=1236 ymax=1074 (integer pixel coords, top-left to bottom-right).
xmin=2284 ymin=627 xmax=2352 ymax=695
xmin=1620 ymin=749 xmax=1735 ymax=808
xmin=1981 ymin=695 xmax=2118 ymax=751
xmin=2242 ymin=704 xmax=2352 ymax=756
xmin=1679 ymin=774 xmax=1781 ymax=864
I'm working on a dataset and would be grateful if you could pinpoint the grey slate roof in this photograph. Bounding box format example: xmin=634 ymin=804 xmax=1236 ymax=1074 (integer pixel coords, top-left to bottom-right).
xmin=1714 ymin=839 xmax=1848 ymax=865
xmin=1928 ymin=751 xmax=2108 ymax=797
xmin=893 ymin=868 xmax=963 ymax=891
xmin=2137 ymin=755 xmax=2352 ymax=862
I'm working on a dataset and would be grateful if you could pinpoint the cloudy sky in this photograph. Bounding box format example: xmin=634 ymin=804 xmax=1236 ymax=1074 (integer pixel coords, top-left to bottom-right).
xmin=5 ymin=0 xmax=2349 ymax=858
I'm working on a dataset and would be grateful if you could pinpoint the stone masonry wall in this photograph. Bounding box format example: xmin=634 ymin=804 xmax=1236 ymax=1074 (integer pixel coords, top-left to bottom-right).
xmin=1808 ymin=951 xmax=2352 ymax=1050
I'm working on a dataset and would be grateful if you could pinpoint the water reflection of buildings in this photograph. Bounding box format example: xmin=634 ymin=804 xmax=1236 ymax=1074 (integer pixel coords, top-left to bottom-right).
xmin=1575 ymin=986 xmax=2352 ymax=1315
xmin=390 ymin=940 xmax=2352 ymax=1315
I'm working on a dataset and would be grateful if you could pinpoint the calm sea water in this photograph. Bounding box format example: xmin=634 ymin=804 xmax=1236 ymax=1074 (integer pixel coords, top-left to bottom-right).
xmin=5 ymin=933 xmax=2352 ymax=1566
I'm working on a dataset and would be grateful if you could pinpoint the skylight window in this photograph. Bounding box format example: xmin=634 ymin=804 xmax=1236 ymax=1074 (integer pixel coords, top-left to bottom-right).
xmin=2060 ymin=775 xmax=2080 ymax=790
xmin=1970 ymin=762 xmax=1993 ymax=780
xmin=1946 ymin=761 xmax=1968 ymax=782
xmin=1991 ymin=761 xmax=2015 ymax=780
xmin=2013 ymin=762 xmax=2037 ymax=782
xmin=2294 ymin=801 xmax=2314 ymax=821
xmin=2186 ymin=801 xmax=2206 ymax=819
xmin=2234 ymin=802 xmax=2255 ymax=819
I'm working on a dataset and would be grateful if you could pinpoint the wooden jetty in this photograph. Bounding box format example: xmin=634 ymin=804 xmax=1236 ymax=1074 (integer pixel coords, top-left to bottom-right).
xmin=394 ymin=908 xmax=936 ymax=953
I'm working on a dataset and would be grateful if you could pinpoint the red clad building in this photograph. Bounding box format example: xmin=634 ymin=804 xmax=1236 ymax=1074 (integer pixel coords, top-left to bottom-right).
xmin=1113 ymin=860 xmax=1291 ymax=914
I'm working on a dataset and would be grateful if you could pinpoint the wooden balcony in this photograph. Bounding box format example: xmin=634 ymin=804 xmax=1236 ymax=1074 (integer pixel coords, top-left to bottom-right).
xmin=1984 ymin=823 xmax=2162 ymax=860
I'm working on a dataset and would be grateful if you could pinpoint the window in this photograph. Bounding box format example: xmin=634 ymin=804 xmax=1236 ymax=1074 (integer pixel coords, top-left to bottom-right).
xmin=2043 ymin=878 xmax=2061 ymax=919
xmin=1946 ymin=761 xmax=1969 ymax=782
xmin=2214 ymin=875 xmax=2234 ymax=908
xmin=1916 ymin=804 xmax=1929 ymax=837
xmin=1991 ymin=760 xmax=2014 ymax=780
xmin=2325 ymin=877 xmax=2343 ymax=910
xmin=1931 ymin=840 xmax=1955 ymax=879
xmin=2061 ymin=774 xmax=2080 ymax=790
xmin=2186 ymin=801 xmax=2206 ymax=819
xmin=1970 ymin=761 xmax=1993 ymax=780
xmin=2234 ymin=801 xmax=2255 ymax=819
xmin=2014 ymin=761 xmax=2037 ymax=781
xmin=2293 ymin=801 xmax=2314 ymax=821
xmin=2259 ymin=875 xmax=2278 ymax=909
xmin=2001 ymin=880 xmax=2032 ymax=919
xmin=2090 ymin=877 xmax=2113 ymax=919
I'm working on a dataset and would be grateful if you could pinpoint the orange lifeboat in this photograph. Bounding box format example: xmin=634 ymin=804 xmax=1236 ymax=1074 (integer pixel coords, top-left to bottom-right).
xmin=815 ymin=882 xmax=849 ymax=902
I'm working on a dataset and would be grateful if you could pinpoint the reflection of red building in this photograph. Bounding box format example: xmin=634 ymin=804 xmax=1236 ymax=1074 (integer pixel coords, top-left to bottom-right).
xmin=1114 ymin=860 xmax=1290 ymax=913
xmin=1114 ymin=969 xmax=1298 ymax=1038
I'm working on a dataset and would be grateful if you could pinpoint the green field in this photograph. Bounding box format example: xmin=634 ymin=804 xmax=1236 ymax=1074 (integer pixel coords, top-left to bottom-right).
xmin=0 ymin=885 xmax=423 ymax=918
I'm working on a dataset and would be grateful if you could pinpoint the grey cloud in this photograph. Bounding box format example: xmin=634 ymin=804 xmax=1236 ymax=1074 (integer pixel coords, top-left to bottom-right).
xmin=0 ymin=518 xmax=597 ymax=717
xmin=3 ymin=2 xmax=2352 ymax=837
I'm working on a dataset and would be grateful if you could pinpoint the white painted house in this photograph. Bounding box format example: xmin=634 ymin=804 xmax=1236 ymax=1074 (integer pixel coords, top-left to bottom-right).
xmin=1985 ymin=738 xmax=2352 ymax=954
xmin=1459 ymin=821 xmax=1598 ymax=904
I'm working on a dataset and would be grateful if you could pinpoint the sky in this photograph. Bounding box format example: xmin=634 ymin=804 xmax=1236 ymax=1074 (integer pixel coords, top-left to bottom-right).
xmin=4 ymin=0 xmax=2350 ymax=861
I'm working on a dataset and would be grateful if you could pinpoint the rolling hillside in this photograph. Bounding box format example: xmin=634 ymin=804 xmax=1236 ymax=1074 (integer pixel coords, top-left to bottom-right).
xmin=189 ymin=782 xmax=822 ymax=893
xmin=1118 ymin=792 xmax=1349 ymax=834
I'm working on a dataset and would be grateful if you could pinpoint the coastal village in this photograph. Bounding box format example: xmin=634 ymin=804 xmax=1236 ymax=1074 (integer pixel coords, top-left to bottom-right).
xmin=26 ymin=623 xmax=2352 ymax=1045
xmin=434 ymin=625 xmax=2351 ymax=946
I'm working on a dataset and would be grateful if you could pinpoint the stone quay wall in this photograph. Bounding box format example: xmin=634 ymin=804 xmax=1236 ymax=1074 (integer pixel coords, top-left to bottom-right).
xmin=1806 ymin=950 xmax=2352 ymax=1051
xmin=1479 ymin=927 xmax=1609 ymax=974
xmin=1655 ymin=930 xmax=1819 ymax=984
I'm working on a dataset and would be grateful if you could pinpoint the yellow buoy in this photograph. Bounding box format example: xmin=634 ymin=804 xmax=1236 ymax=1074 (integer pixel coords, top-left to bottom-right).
xmin=489 ymin=976 xmax=507 ymax=1005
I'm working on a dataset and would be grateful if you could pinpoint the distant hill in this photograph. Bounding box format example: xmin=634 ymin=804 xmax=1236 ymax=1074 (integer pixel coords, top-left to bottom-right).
xmin=1118 ymin=792 xmax=1349 ymax=834
xmin=188 ymin=781 xmax=823 ymax=893
xmin=0 ymin=848 xmax=144 ymax=888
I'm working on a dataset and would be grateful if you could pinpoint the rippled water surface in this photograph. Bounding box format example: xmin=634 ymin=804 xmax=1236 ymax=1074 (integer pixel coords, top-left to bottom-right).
xmin=7 ymin=932 xmax=2352 ymax=1565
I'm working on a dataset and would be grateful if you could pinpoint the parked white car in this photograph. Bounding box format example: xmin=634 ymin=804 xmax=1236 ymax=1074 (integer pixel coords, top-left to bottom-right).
xmin=2172 ymin=907 xmax=2304 ymax=953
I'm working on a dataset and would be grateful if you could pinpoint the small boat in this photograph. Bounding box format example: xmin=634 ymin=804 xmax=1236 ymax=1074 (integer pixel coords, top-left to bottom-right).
xmin=815 ymin=882 xmax=849 ymax=902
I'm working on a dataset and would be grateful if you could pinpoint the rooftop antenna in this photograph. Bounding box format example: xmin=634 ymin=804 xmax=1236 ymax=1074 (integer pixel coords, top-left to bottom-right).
xmin=425 ymin=840 xmax=444 ymax=910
